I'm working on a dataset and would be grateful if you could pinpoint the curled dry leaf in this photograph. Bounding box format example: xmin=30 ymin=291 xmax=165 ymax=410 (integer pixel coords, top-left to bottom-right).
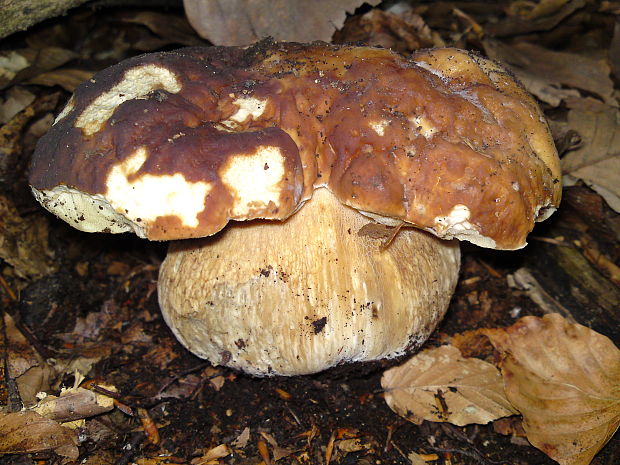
xmin=381 ymin=345 xmax=517 ymax=426
xmin=484 ymin=314 xmax=620 ymax=465
xmin=0 ymin=410 xmax=78 ymax=463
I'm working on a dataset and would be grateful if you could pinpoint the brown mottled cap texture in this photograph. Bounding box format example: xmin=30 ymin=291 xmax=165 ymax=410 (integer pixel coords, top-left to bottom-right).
xmin=29 ymin=40 xmax=561 ymax=249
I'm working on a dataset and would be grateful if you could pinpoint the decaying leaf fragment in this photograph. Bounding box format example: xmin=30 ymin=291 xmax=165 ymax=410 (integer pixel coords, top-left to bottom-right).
xmin=0 ymin=194 xmax=56 ymax=279
xmin=0 ymin=410 xmax=78 ymax=463
xmin=1 ymin=312 xmax=54 ymax=407
xmin=381 ymin=345 xmax=517 ymax=426
xmin=484 ymin=314 xmax=620 ymax=465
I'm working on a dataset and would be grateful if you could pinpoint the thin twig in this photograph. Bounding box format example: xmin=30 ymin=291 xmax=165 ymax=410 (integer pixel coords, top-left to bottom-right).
xmin=156 ymin=363 xmax=211 ymax=395
xmin=429 ymin=446 xmax=504 ymax=465
xmin=0 ymin=274 xmax=17 ymax=301
xmin=390 ymin=440 xmax=413 ymax=464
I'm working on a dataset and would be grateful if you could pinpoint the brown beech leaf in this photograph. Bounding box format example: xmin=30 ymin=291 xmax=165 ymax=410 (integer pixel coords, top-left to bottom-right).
xmin=0 ymin=47 xmax=78 ymax=89
xmin=381 ymin=345 xmax=518 ymax=426
xmin=484 ymin=314 xmax=620 ymax=465
xmin=558 ymin=104 xmax=620 ymax=213
xmin=486 ymin=0 xmax=585 ymax=37
xmin=0 ymin=410 xmax=78 ymax=462
xmin=483 ymin=40 xmax=614 ymax=106
xmin=28 ymin=68 xmax=94 ymax=92
xmin=183 ymin=0 xmax=381 ymax=46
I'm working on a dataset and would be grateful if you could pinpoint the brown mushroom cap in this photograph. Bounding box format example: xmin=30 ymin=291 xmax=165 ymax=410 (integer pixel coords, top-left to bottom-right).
xmin=29 ymin=40 xmax=560 ymax=250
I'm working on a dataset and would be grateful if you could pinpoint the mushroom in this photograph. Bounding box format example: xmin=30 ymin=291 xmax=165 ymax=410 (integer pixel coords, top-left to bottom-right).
xmin=29 ymin=40 xmax=561 ymax=376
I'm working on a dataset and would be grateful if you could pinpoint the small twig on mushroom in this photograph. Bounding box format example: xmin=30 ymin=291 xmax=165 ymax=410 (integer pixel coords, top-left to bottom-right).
xmin=380 ymin=221 xmax=405 ymax=250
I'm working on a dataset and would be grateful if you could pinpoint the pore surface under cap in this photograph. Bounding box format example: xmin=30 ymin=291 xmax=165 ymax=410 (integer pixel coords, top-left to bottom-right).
xmin=29 ymin=40 xmax=561 ymax=249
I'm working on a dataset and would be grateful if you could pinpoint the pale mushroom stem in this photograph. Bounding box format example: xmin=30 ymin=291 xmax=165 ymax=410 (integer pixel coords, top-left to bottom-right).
xmin=158 ymin=188 xmax=460 ymax=376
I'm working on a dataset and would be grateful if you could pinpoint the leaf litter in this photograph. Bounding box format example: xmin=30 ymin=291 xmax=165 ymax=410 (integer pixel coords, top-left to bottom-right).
xmin=383 ymin=314 xmax=620 ymax=465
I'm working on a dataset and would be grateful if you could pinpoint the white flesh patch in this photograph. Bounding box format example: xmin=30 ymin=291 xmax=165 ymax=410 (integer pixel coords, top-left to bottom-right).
xmin=411 ymin=115 xmax=437 ymax=139
xmin=413 ymin=60 xmax=449 ymax=82
xmin=535 ymin=202 xmax=557 ymax=222
xmin=221 ymin=96 xmax=267 ymax=129
xmin=105 ymin=147 xmax=212 ymax=228
xmin=432 ymin=204 xmax=497 ymax=248
xmin=220 ymin=146 xmax=285 ymax=218
xmin=76 ymin=65 xmax=181 ymax=136
xmin=369 ymin=120 xmax=389 ymax=136
xmin=31 ymin=185 xmax=147 ymax=237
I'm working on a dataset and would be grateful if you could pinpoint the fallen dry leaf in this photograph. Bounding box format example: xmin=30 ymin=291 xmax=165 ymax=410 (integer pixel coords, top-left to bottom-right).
xmin=483 ymin=39 xmax=614 ymax=106
xmin=0 ymin=47 xmax=78 ymax=89
xmin=407 ymin=451 xmax=425 ymax=465
xmin=260 ymin=431 xmax=297 ymax=462
xmin=381 ymin=345 xmax=517 ymax=426
xmin=0 ymin=86 xmax=35 ymax=124
xmin=484 ymin=314 xmax=620 ymax=465
xmin=183 ymin=0 xmax=380 ymax=46
xmin=191 ymin=444 xmax=231 ymax=464
xmin=0 ymin=410 xmax=78 ymax=462
xmin=558 ymin=104 xmax=620 ymax=212
xmin=0 ymin=91 xmax=58 ymax=185
xmin=1 ymin=313 xmax=54 ymax=407
xmin=27 ymin=68 xmax=94 ymax=92
xmin=486 ymin=0 xmax=585 ymax=36
xmin=335 ymin=7 xmax=442 ymax=53
xmin=231 ymin=426 xmax=250 ymax=449
xmin=118 ymin=11 xmax=205 ymax=48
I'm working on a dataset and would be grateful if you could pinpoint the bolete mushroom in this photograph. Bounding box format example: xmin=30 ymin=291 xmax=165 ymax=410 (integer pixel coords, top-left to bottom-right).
xmin=29 ymin=40 xmax=561 ymax=376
